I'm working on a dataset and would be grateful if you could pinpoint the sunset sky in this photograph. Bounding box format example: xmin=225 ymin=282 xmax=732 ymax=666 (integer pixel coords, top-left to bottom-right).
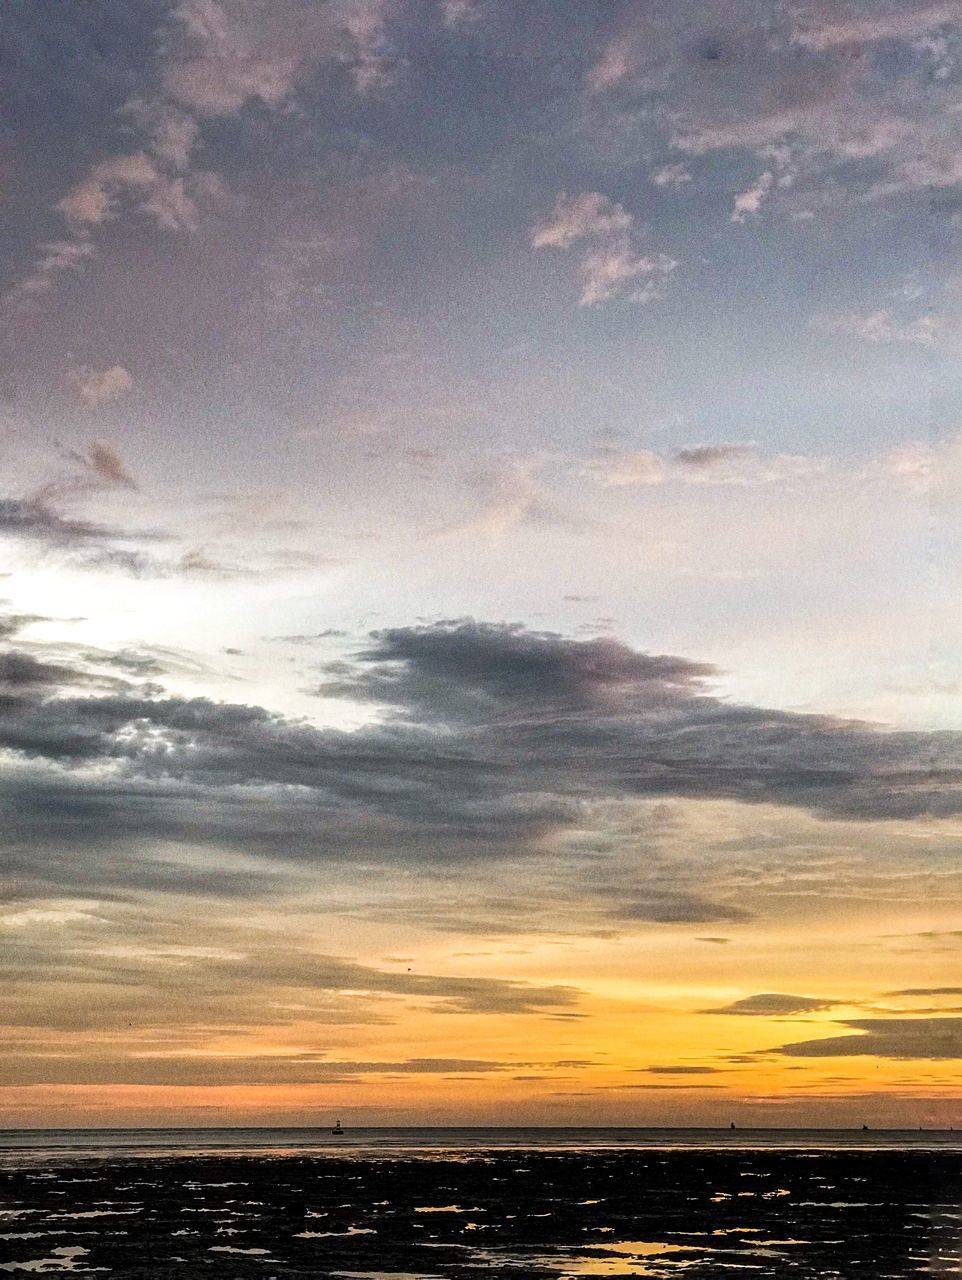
xmin=2 ymin=0 xmax=962 ymax=1130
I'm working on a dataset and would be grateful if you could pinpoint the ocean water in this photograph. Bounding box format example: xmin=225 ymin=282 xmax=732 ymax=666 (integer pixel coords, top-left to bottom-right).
xmin=1 ymin=1130 xmax=960 ymax=1276
xmin=2 ymin=1126 xmax=961 ymax=1159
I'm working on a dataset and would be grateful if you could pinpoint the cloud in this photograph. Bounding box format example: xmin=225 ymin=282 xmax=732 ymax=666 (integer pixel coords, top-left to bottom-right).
xmin=814 ymin=309 xmax=939 ymax=345
xmin=704 ymin=993 xmax=842 ymax=1016
xmin=84 ymin=443 xmax=138 ymax=489
xmin=3 ymin=619 xmax=962 ymax=917
xmin=28 ymin=443 xmax=140 ymax=509
xmin=0 ymin=1057 xmax=424 ymax=1087
xmin=434 ymin=457 xmax=593 ymax=542
xmin=642 ymin=1065 xmax=724 ymax=1074
xmin=440 ymin=0 xmax=483 ymax=30
xmin=11 ymin=0 xmax=397 ymax=303
xmin=162 ymin=0 xmax=400 ymax=108
xmin=674 ymin=444 xmax=754 ymax=470
xmin=9 ymin=238 xmax=96 ymax=301
xmin=0 ymin=489 xmax=326 ymax=582
xmin=0 ymin=914 xmax=581 ymax=1076
xmin=652 ymin=163 xmax=692 ymax=189
xmin=273 ymin=629 xmax=349 ymax=645
xmin=791 ymin=2 xmax=962 ymax=52
xmin=583 ymin=0 xmax=962 ymax=211
xmin=0 ymin=1052 xmax=579 ymax=1087
xmin=58 ymin=153 xmax=161 ymax=229
xmin=531 ymin=192 xmax=676 ymax=307
xmin=884 ymin=987 xmax=962 ymax=997
xmin=318 ymin=620 xmax=715 ymax=722
xmin=609 ymin=893 xmax=748 ymax=924
xmin=774 ymin=1017 xmax=962 ymax=1059
xmin=0 ymin=614 xmax=46 ymax=642
xmin=531 ymin=192 xmax=634 ymax=250
xmin=0 ymin=498 xmax=123 ymax=549
xmin=72 ymin=366 xmax=133 ymax=408
xmin=579 ymin=246 xmax=677 ymax=307
xmin=0 ymin=652 xmax=94 ymax=693
xmin=585 ymin=443 xmax=823 ymax=488
xmin=731 ymin=171 xmax=774 ymax=221
xmin=583 ymin=450 xmax=665 ymax=487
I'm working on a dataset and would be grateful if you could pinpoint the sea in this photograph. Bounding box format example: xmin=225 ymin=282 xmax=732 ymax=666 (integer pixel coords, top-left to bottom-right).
xmin=1 ymin=1128 xmax=960 ymax=1276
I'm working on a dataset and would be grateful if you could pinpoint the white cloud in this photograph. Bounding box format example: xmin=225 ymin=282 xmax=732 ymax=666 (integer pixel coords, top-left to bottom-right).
xmin=532 ymin=192 xmax=676 ymax=307
xmin=579 ymin=247 xmax=676 ymax=307
xmin=0 ymin=907 xmax=105 ymax=930
xmin=72 ymin=366 xmax=134 ymax=408
xmin=584 ymin=39 xmax=635 ymax=93
xmin=58 ymin=153 xmax=159 ymax=229
xmin=11 ymin=238 xmax=96 ymax=300
xmin=816 ymin=309 xmax=940 ymax=345
xmin=585 ymin=443 xmax=825 ymax=488
xmin=731 ymin=171 xmax=774 ymax=222
xmin=584 ymin=0 xmax=962 ymax=211
xmin=12 ymin=0 xmax=396 ymax=305
xmin=879 ymin=432 xmax=962 ymax=502
xmin=880 ymin=441 xmax=934 ymax=492
xmin=440 ymin=0 xmax=483 ymax=29
xmin=652 ymin=163 xmax=692 ymax=189
xmin=791 ymin=1 xmax=962 ymax=52
xmin=584 ymin=449 xmax=665 ymax=487
xmin=530 ymin=192 xmax=633 ymax=250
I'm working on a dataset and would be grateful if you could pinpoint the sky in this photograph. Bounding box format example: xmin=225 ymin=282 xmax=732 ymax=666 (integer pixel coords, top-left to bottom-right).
xmin=1 ymin=0 xmax=962 ymax=1130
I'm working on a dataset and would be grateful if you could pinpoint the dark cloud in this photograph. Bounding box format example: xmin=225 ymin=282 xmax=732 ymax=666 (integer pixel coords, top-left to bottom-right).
xmin=36 ymin=442 xmax=139 ymax=505
xmin=0 ymin=494 xmax=323 ymax=580
xmin=611 ymin=894 xmax=748 ymax=924
xmin=0 ymin=498 xmax=121 ymax=547
xmin=0 ymin=932 xmax=580 ymax=1045
xmin=318 ymin=620 xmax=715 ymax=723
xmin=0 ymin=651 xmax=81 ymax=691
xmin=2 ymin=619 xmax=961 ymax=911
xmin=704 ymin=993 xmax=842 ymax=1016
xmin=885 ymin=987 xmax=962 ymax=997
xmin=774 ymin=1018 xmax=962 ymax=1060
xmin=0 ymin=1054 xmax=528 ymax=1088
xmin=673 ymin=444 xmax=753 ymax=470
xmin=641 ymin=1065 xmax=724 ymax=1074
xmin=273 ymin=629 xmax=348 ymax=644
xmin=80 ymin=648 xmax=169 ymax=678
xmin=0 ymin=613 xmax=46 ymax=641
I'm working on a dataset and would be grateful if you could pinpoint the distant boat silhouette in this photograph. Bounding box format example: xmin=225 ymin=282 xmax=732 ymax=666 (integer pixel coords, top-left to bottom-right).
xmin=331 ymin=1119 xmax=344 ymax=1135
xmin=861 ymin=1124 xmax=869 ymax=1131
xmin=730 ymin=1121 xmax=736 ymax=1130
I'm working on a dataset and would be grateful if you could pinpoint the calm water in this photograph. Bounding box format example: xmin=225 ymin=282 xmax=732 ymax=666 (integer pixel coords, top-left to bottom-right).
xmin=1 ymin=1132 xmax=960 ymax=1276
xmin=2 ymin=1126 xmax=962 ymax=1160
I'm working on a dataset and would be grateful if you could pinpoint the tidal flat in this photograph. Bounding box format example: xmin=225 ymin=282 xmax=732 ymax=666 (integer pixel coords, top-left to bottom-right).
xmin=1 ymin=1147 xmax=961 ymax=1277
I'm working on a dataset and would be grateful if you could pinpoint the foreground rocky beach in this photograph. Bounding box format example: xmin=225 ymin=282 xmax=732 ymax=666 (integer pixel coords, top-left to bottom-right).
xmin=1 ymin=1148 xmax=961 ymax=1277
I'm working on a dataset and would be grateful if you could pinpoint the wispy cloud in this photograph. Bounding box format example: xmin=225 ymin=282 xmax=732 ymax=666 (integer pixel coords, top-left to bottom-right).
xmin=9 ymin=0 xmax=400 ymax=306
xmin=814 ymin=309 xmax=940 ymax=345
xmin=584 ymin=443 xmax=824 ymax=488
xmin=71 ymin=365 xmax=133 ymax=408
xmin=531 ymin=192 xmax=676 ymax=306
xmin=584 ymin=0 xmax=962 ymax=214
